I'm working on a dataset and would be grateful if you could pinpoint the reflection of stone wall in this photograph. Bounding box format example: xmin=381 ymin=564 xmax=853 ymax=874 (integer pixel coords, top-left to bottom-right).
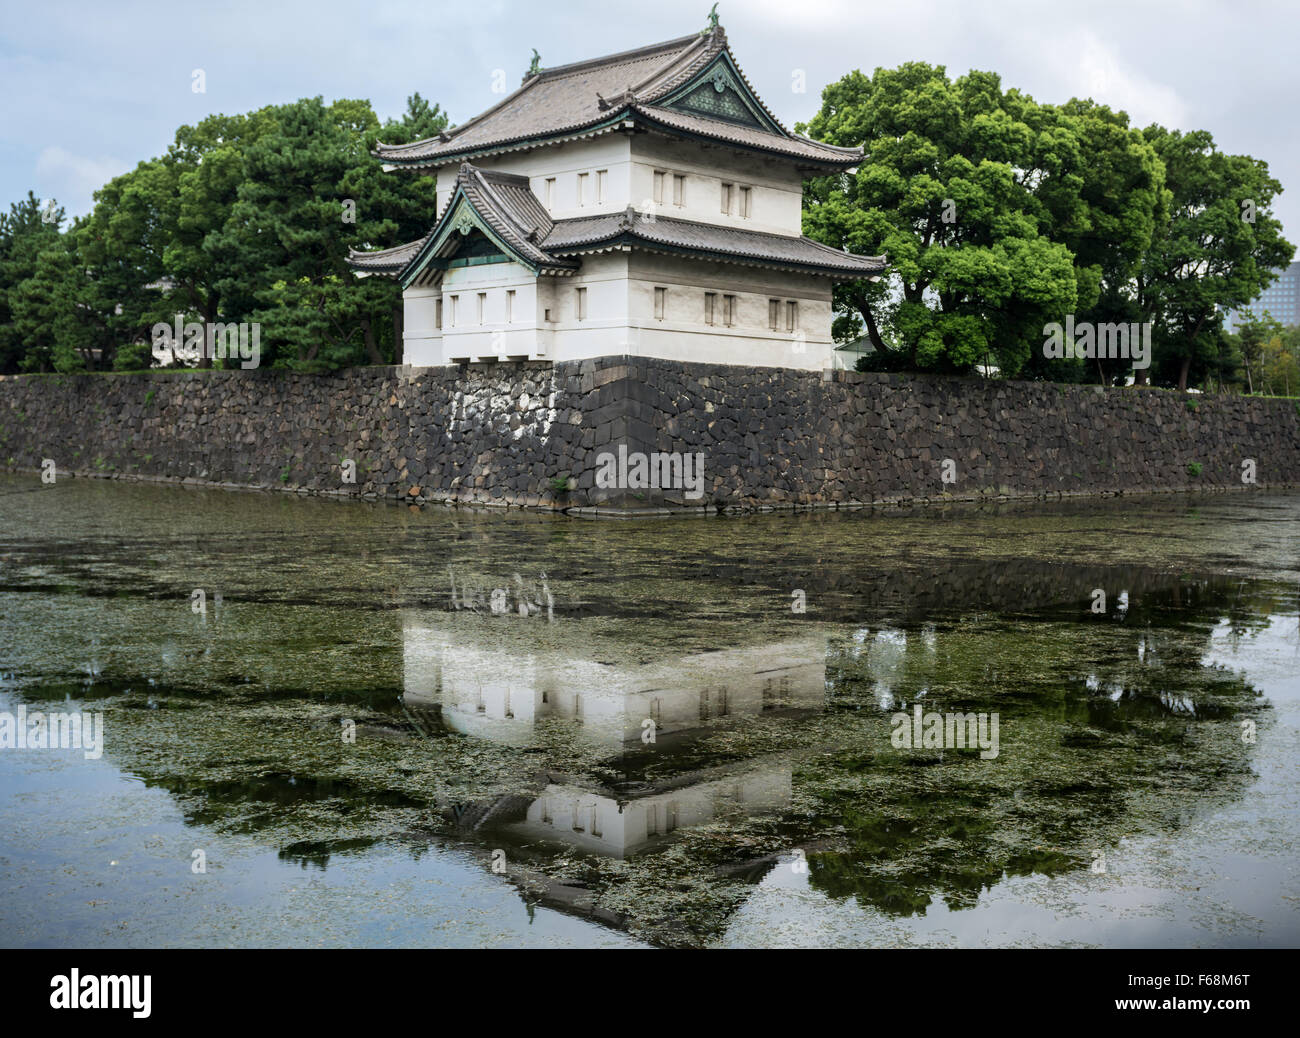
xmin=2 ymin=356 xmax=1297 ymax=512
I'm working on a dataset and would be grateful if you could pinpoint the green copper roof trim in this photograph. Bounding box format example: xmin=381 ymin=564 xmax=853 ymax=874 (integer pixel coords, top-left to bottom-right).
xmin=400 ymin=193 xmax=540 ymax=288
xmin=550 ymin=231 xmax=877 ymax=278
xmin=658 ymin=52 xmax=783 ymax=134
xmin=380 ymin=111 xmax=634 ymax=170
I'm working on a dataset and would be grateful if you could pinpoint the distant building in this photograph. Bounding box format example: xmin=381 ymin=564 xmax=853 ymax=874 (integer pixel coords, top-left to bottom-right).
xmin=1224 ymin=261 xmax=1300 ymax=331
xmin=832 ymin=336 xmax=874 ymax=371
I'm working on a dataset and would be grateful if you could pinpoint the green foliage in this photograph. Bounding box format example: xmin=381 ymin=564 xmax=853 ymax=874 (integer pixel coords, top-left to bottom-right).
xmin=1138 ymin=126 xmax=1293 ymax=390
xmin=0 ymin=92 xmax=445 ymax=374
xmin=1186 ymin=461 xmax=1203 ymax=476
xmin=800 ymin=63 xmax=1292 ymax=390
xmin=800 ymin=64 xmax=1082 ymax=377
xmin=0 ymin=192 xmax=66 ymax=372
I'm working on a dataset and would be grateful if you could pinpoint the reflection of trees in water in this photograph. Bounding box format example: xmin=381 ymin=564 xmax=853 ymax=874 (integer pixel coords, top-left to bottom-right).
xmin=798 ymin=576 xmax=1268 ymax=918
xmin=4 ymin=563 xmax=1277 ymax=946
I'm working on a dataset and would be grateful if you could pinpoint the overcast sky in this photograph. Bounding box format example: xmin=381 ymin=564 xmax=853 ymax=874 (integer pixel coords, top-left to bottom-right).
xmin=2 ymin=0 xmax=1296 ymax=254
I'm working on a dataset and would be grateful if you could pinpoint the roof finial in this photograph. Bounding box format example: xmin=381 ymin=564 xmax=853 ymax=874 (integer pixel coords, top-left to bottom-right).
xmin=526 ymin=49 xmax=542 ymax=79
xmin=705 ymin=3 xmax=720 ymax=31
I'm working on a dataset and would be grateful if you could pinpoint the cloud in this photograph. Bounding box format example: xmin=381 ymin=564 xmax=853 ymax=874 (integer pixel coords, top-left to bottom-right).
xmin=33 ymin=146 xmax=129 ymax=217
xmin=0 ymin=1 xmax=1295 ymax=244
xmin=1070 ymin=30 xmax=1189 ymax=128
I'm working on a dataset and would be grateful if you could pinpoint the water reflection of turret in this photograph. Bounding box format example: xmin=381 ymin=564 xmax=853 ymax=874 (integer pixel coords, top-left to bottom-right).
xmin=401 ymin=611 xmax=829 ymax=756
xmin=496 ymin=768 xmax=792 ymax=860
xmin=400 ymin=598 xmax=828 ymax=869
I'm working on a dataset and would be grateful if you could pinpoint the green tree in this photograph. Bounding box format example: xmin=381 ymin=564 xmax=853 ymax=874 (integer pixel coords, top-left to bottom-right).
xmin=1018 ymin=99 xmax=1168 ymax=384
xmin=1 ymin=91 xmax=445 ymax=375
xmin=151 ymin=110 xmax=276 ymax=366
xmin=343 ymin=93 xmax=447 ymax=364
xmin=799 ymin=64 xmax=1079 ymax=378
xmin=11 ymin=223 xmax=118 ymax=371
xmin=1226 ymin=313 xmax=1284 ymax=394
xmin=1137 ymin=127 xmax=1293 ymax=390
xmin=0 ymin=192 xmax=65 ymax=372
xmin=1259 ymin=325 xmax=1299 ymax=396
xmin=211 ymin=96 xmax=439 ymax=369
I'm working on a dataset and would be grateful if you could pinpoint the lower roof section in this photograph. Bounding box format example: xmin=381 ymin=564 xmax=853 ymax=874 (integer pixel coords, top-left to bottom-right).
xmin=349 ymin=166 xmax=886 ymax=283
xmin=543 ymin=208 xmax=885 ymax=278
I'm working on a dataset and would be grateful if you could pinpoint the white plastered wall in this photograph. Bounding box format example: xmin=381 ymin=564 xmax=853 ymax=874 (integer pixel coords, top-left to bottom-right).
xmin=630 ymin=134 xmax=805 ymax=237
xmin=408 ymin=131 xmax=836 ymax=370
xmin=434 ymin=133 xmax=633 ymax=222
xmin=619 ymin=252 xmax=834 ymax=370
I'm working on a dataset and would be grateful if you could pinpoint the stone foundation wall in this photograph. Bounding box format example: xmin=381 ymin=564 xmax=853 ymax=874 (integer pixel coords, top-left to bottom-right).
xmin=1 ymin=356 xmax=1297 ymax=513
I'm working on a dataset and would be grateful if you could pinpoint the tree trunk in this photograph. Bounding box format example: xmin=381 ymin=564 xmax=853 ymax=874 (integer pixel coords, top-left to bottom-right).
xmin=851 ymin=289 xmax=887 ymax=353
xmin=199 ymin=299 xmax=217 ymax=369
xmin=362 ymin=318 xmax=382 ymax=365
xmin=1177 ymin=355 xmax=1191 ymax=392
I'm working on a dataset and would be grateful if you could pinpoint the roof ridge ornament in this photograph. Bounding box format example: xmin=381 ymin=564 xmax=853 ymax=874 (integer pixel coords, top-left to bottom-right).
xmin=704 ymin=3 xmax=720 ymax=33
xmin=597 ymin=86 xmax=638 ymax=111
xmin=524 ymin=48 xmax=542 ymax=82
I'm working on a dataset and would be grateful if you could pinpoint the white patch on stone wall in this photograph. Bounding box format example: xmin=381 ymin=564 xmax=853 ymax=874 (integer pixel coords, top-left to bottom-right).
xmin=541 ymin=369 xmax=558 ymax=444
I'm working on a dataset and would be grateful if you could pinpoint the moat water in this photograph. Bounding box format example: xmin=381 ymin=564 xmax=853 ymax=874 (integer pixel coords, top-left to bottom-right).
xmin=1 ymin=475 xmax=1297 ymax=947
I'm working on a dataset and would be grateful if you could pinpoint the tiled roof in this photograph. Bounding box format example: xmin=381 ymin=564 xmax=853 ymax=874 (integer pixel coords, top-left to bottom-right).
xmin=542 ymin=207 xmax=887 ymax=277
xmin=375 ymin=26 xmax=860 ymax=170
xmin=348 ymin=164 xmax=579 ymax=280
xmin=632 ymin=105 xmax=863 ymax=165
xmin=376 ymin=32 xmax=714 ymax=165
xmin=346 ymin=236 xmax=429 ymax=276
xmin=458 ymin=166 xmax=573 ymax=269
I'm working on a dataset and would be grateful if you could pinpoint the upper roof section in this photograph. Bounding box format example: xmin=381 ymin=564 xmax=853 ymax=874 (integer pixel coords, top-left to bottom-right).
xmin=375 ymin=24 xmax=861 ymax=173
